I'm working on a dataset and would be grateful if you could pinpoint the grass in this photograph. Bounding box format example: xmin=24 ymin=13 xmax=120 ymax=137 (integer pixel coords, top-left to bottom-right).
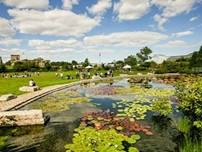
xmin=0 ymin=71 xmax=77 ymax=95
xmin=0 ymin=70 xmax=151 ymax=96
xmin=180 ymin=136 xmax=202 ymax=152
xmin=174 ymin=117 xmax=191 ymax=134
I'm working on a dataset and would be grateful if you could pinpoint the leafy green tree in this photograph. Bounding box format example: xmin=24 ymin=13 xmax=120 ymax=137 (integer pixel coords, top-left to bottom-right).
xmin=12 ymin=62 xmax=28 ymax=72
xmin=72 ymin=60 xmax=78 ymax=66
xmin=124 ymin=55 xmax=137 ymax=67
xmin=44 ymin=62 xmax=52 ymax=71
xmin=190 ymin=52 xmax=199 ymax=67
xmin=156 ymin=59 xmax=190 ymax=74
xmin=115 ymin=60 xmax=124 ymax=69
xmin=190 ymin=46 xmax=202 ymax=67
xmin=0 ymin=64 xmax=6 ymax=73
xmin=136 ymin=47 xmax=152 ymax=64
xmin=82 ymin=58 xmax=90 ymax=67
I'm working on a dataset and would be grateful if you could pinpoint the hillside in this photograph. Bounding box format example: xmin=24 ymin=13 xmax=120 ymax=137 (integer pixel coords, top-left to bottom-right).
xmin=167 ymin=53 xmax=193 ymax=61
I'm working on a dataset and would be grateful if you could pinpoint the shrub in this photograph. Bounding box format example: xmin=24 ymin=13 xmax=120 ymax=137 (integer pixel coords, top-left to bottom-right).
xmin=151 ymin=97 xmax=172 ymax=117
xmin=175 ymin=79 xmax=202 ymax=130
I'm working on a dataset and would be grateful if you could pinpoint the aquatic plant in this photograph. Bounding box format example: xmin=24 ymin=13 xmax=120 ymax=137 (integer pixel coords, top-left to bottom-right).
xmin=32 ymin=96 xmax=89 ymax=112
xmin=81 ymin=111 xmax=153 ymax=136
xmin=65 ymin=127 xmax=140 ymax=152
xmin=116 ymin=99 xmax=152 ymax=120
xmin=151 ymin=97 xmax=172 ymax=117
xmin=115 ymin=86 xmax=174 ymax=98
xmin=121 ymin=103 xmax=151 ymax=120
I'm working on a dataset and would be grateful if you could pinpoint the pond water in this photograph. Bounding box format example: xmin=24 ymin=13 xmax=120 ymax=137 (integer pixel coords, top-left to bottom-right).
xmin=0 ymin=79 xmax=181 ymax=152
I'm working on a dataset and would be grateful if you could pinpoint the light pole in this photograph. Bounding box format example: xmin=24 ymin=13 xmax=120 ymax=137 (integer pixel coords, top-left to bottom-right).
xmin=99 ymin=52 xmax=101 ymax=65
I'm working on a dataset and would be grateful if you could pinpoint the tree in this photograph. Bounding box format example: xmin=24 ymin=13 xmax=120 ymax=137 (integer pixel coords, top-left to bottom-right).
xmin=0 ymin=64 xmax=6 ymax=73
xmin=115 ymin=60 xmax=124 ymax=69
xmin=124 ymin=55 xmax=137 ymax=67
xmin=190 ymin=46 xmax=202 ymax=67
xmin=12 ymin=62 xmax=28 ymax=72
xmin=82 ymin=58 xmax=90 ymax=67
xmin=155 ymin=59 xmax=190 ymax=74
xmin=199 ymin=45 xmax=202 ymax=54
xmin=72 ymin=60 xmax=78 ymax=66
xmin=44 ymin=62 xmax=51 ymax=71
xmin=190 ymin=52 xmax=198 ymax=67
xmin=136 ymin=47 xmax=152 ymax=64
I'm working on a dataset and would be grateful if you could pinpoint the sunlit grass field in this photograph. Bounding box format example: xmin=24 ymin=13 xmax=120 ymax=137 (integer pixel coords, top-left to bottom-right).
xmin=0 ymin=71 xmax=77 ymax=96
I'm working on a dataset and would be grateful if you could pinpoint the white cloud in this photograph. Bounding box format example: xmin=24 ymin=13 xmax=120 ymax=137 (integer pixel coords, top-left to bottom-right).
xmin=63 ymin=0 xmax=79 ymax=10
xmin=152 ymin=0 xmax=198 ymax=30
xmin=0 ymin=38 xmax=21 ymax=47
xmin=29 ymin=39 xmax=81 ymax=50
xmin=0 ymin=0 xmax=49 ymax=9
xmin=190 ymin=16 xmax=199 ymax=22
xmin=173 ymin=31 xmax=193 ymax=37
xmin=84 ymin=31 xmax=168 ymax=47
xmin=0 ymin=17 xmax=15 ymax=37
xmin=159 ymin=40 xmax=187 ymax=48
xmin=167 ymin=40 xmax=186 ymax=46
xmin=87 ymin=0 xmax=112 ymax=16
xmin=114 ymin=0 xmax=150 ymax=21
xmin=8 ymin=9 xmax=99 ymax=37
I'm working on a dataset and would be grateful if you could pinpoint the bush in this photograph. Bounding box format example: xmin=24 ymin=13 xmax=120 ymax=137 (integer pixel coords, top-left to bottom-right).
xmin=151 ymin=97 xmax=172 ymax=117
xmin=175 ymin=78 xmax=202 ymax=130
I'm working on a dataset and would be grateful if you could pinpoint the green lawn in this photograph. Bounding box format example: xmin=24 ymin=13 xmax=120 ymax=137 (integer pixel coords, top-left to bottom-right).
xmin=0 ymin=70 xmax=148 ymax=96
xmin=0 ymin=71 xmax=77 ymax=96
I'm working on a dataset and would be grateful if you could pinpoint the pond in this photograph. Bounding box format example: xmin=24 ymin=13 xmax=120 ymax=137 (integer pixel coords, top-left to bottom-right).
xmin=0 ymin=79 xmax=181 ymax=152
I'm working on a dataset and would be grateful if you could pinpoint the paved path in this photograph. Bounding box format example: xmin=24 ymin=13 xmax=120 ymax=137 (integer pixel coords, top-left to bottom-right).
xmin=0 ymin=73 xmax=181 ymax=111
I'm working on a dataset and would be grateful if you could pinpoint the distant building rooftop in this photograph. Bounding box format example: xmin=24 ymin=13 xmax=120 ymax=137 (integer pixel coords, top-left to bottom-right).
xmin=11 ymin=54 xmax=20 ymax=62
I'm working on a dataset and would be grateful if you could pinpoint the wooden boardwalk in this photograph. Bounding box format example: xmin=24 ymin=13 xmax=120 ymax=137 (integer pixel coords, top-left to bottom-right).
xmin=0 ymin=73 xmax=181 ymax=111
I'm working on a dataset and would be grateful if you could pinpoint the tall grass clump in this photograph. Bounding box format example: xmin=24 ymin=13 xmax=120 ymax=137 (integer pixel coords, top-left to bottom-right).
xmin=179 ymin=137 xmax=202 ymax=152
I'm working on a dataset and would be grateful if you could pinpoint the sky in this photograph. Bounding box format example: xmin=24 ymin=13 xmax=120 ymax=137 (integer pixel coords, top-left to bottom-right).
xmin=0 ymin=0 xmax=202 ymax=63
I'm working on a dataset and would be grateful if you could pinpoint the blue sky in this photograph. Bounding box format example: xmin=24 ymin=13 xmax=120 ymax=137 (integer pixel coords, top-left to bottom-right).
xmin=0 ymin=0 xmax=202 ymax=63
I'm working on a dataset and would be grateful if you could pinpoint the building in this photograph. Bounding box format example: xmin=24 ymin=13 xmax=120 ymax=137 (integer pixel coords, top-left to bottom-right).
xmin=33 ymin=57 xmax=50 ymax=68
xmin=0 ymin=57 xmax=3 ymax=65
xmin=11 ymin=54 xmax=20 ymax=62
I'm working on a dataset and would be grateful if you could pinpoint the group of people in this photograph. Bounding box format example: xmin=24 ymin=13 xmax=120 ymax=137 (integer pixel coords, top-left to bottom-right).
xmin=0 ymin=72 xmax=40 ymax=79
xmin=55 ymin=72 xmax=75 ymax=80
xmin=55 ymin=70 xmax=114 ymax=80
xmin=80 ymin=70 xmax=114 ymax=80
